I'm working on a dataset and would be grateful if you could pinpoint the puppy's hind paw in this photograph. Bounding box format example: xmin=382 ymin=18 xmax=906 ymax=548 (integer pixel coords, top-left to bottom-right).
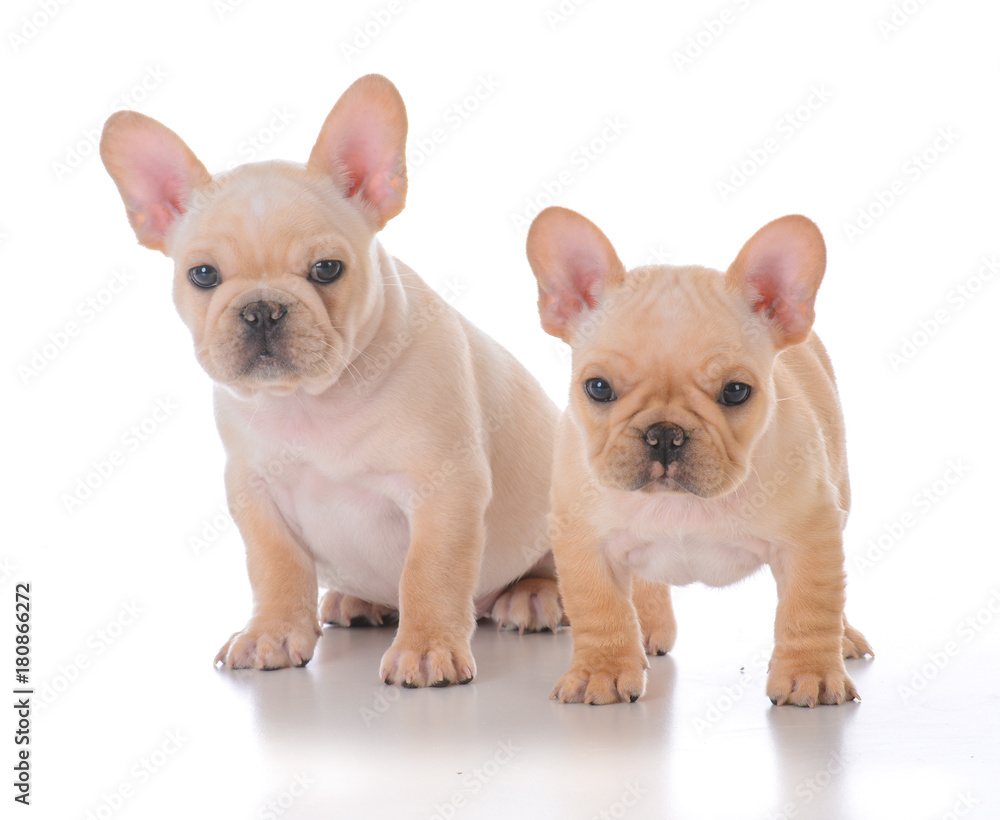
xmin=320 ymin=590 xmax=397 ymax=627
xmin=491 ymin=577 xmax=565 ymax=634
xmin=632 ymin=577 xmax=677 ymax=656
xmin=642 ymin=623 xmax=676 ymax=657
xmin=842 ymin=621 xmax=874 ymax=659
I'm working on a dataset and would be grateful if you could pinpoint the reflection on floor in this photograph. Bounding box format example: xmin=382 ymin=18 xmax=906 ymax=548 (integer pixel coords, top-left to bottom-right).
xmin=39 ymin=574 xmax=1000 ymax=819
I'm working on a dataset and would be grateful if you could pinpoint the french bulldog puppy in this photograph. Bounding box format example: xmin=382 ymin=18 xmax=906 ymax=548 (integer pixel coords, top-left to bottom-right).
xmin=100 ymin=74 xmax=562 ymax=687
xmin=526 ymin=206 xmax=872 ymax=706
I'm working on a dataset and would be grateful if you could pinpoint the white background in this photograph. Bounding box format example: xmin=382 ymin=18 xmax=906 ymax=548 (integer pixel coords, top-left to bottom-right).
xmin=4 ymin=0 xmax=1000 ymax=818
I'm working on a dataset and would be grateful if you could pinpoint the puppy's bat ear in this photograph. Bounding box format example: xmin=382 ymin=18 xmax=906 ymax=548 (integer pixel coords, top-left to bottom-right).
xmin=526 ymin=207 xmax=625 ymax=342
xmin=100 ymin=111 xmax=211 ymax=254
xmin=308 ymin=74 xmax=408 ymax=230
xmin=725 ymin=215 xmax=827 ymax=348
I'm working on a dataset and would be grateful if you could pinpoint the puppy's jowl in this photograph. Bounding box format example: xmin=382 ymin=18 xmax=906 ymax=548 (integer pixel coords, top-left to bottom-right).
xmin=100 ymin=75 xmax=562 ymax=687
xmin=527 ymin=206 xmax=872 ymax=706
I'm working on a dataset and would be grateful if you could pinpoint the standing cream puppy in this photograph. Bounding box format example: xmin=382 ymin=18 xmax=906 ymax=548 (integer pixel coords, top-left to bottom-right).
xmin=526 ymin=206 xmax=872 ymax=706
xmin=100 ymin=75 xmax=562 ymax=687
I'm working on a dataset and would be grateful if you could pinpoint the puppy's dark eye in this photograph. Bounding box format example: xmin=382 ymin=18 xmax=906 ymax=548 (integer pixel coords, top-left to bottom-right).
xmin=720 ymin=382 xmax=752 ymax=406
xmin=584 ymin=377 xmax=617 ymax=403
xmin=309 ymin=259 xmax=344 ymax=284
xmin=188 ymin=264 xmax=221 ymax=288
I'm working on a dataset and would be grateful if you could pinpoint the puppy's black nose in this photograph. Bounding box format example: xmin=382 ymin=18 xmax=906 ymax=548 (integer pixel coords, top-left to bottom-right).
xmin=240 ymin=300 xmax=286 ymax=332
xmin=644 ymin=424 xmax=686 ymax=463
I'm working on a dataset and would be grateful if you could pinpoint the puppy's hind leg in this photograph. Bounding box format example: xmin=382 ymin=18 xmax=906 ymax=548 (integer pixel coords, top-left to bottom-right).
xmin=632 ymin=576 xmax=677 ymax=656
xmin=490 ymin=552 xmax=564 ymax=634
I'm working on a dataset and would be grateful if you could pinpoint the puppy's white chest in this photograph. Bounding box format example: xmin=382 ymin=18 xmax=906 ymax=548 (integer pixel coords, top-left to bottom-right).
xmin=626 ymin=531 xmax=764 ymax=587
xmin=609 ymin=495 xmax=767 ymax=587
xmin=266 ymin=463 xmax=412 ymax=606
xmin=222 ymin=390 xmax=415 ymax=606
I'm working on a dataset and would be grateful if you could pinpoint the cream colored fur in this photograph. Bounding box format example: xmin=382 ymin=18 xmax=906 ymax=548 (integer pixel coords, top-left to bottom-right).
xmin=527 ymin=206 xmax=872 ymax=706
xmin=100 ymin=75 xmax=561 ymax=687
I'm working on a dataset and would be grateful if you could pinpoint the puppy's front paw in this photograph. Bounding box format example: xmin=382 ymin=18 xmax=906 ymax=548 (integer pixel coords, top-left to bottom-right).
xmin=380 ymin=634 xmax=476 ymax=688
xmin=491 ymin=577 xmax=565 ymax=634
xmin=215 ymin=615 xmax=321 ymax=670
xmin=551 ymin=654 xmax=648 ymax=705
xmin=766 ymin=654 xmax=859 ymax=707
xmin=320 ymin=590 xmax=397 ymax=627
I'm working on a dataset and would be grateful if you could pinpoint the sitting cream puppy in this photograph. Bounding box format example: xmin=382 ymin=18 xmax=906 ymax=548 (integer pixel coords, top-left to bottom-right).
xmin=100 ymin=75 xmax=562 ymax=687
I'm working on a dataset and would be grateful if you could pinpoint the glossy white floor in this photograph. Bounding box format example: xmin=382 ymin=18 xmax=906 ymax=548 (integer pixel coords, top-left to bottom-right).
xmin=31 ymin=549 xmax=1000 ymax=820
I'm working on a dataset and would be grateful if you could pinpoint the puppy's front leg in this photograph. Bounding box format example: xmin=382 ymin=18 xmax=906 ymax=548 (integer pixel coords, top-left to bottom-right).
xmin=379 ymin=493 xmax=485 ymax=688
xmin=215 ymin=468 xmax=322 ymax=670
xmin=552 ymin=526 xmax=648 ymax=704
xmin=766 ymin=531 xmax=858 ymax=707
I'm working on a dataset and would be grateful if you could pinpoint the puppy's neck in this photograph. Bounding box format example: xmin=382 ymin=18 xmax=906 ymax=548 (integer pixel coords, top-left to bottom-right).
xmin=364 ymin=241 xmax=411 ymax=351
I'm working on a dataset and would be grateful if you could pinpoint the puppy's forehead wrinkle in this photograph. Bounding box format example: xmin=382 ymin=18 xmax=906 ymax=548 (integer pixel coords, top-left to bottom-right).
xmin=182 ymin=161 xmax=368 ymax=252
xmin=615 ymin=264 xmax=749 ymax=331
xmin=595 ymin=266 xmax=767 ymax=386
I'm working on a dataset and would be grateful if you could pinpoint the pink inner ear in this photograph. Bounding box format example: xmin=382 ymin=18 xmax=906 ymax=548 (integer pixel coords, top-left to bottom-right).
xmin=140 ymin=159 xmax=187 ymax=211
xmin=102 ymin=111 xmax=211 ymax=251
xmin=748 ymin=259 xmax=786 ymax=317
xmin=334 ymin=110 xmax=399 ymax=196
xmin=562 ymin=251 xmax=605 ymax=309
xmin=527 ymin=207 xmax=625 ymax=340
xmin=307 ymin=76 xmax=408 ymax=227
xmin=538 ymin=252 xmax=608 ymax=335
xmin=746 ymin=265 xmax=816 ymax=344
xmin=343 ymin=173 xmax=363 ymax=200
xmin=544 ymin=270 xmax=601 ymax=330
xmin=317 ymin=130 xmax=406 ymax=224
xmin=126 ymin=158 xmax=193 ymax=245
xmin=729 ymin=216 xmax=825 ymax=347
